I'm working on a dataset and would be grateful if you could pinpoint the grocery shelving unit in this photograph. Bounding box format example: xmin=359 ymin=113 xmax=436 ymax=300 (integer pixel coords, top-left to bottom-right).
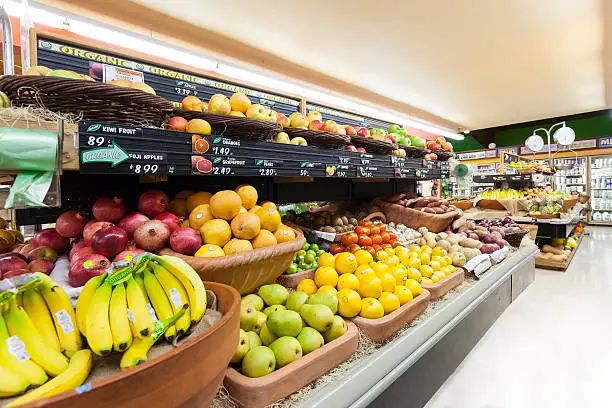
xmin=588 ymin=155 xmax=612 ymax=225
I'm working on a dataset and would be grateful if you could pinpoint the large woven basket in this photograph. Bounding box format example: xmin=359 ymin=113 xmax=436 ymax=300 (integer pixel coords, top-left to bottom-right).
xmin=0 ymin=75 xmax=173 ymax=126
xmin=377 ymin=200 xmax=457 ymax=233
xmin=349 ymin=136 xmax=397 ymax=154
xmin=284 ymin=127 xmax=350 ymax=149
xmin=398 ymin=145 xmax=429 ymax=158
xmin=160 ymin=227 xmax=304 ymax=295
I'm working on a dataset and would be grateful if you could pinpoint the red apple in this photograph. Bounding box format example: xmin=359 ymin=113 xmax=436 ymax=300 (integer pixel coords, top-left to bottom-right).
xmin=424 ymin=153 xmax=438 ymax=161
xmin=27 ymin=246 xmax=58 ymax=262
xmin=383 ymin=137 xmax=394 ymax=144
xmin=435 ymin=137 xmax=446 ymax=145
xmin=321 ymin=120 xmax=337 ymax=133
xmin=385 ymin=134 xmax=396 ymax=143
xmin=356 ymin=147 xmax=366 ymax=153
xmin=308 ymin=120 xmax=323 ymax=131
xmin=345 ymin=145 xmax=358 ymax=152
xmin=344 ymin=126 xmax=357 ymax=136
xmin=29 ymin=259 xmax=55 ymax=275
xmin=3 ymin=269 xmax=29 ymax=279
xmin=356 ymin=127 xmax=370 ymax=137
xmin=167 ymin=116 xmax=188 ymax=131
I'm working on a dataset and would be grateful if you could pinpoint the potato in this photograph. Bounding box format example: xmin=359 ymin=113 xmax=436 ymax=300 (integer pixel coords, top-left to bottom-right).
xmin=435 ymin=239 xmax=451 ymax=251
xmin=451 ymin=252 xmax=467 ymax=267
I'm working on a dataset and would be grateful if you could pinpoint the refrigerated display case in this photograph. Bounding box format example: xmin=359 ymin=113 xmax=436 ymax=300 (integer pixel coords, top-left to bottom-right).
xmin=553 ymin=157 xmax=587 ymax=194
xmin=589 ymin=155 xmax=612 ymax=224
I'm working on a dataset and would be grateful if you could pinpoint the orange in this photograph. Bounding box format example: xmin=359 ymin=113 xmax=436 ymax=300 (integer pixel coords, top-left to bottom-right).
xmin=337 ymin=289 xmax=362 ymax=318
xmin=209 ymin=190 xmax=243 ymax=220
xmin=234 ymin=184 xmax=258 ymax=209
xmin=168 ymin=198 xmax=188 ymax=218
xmin=379 ymin=273 xmax=396 ymax=293
xmin=248 ymin=205 xmax=261 ymax=214
xmin=407 ymin=268 xmax=423 ymax=283
xmin=419 ymin=264 xmax=434 ymax=278
xmin=335 ymin=253 xmax=358 ymax=274
xmin=260 ymin=201 xmax=277 ymax=209
xmin=194 ymin=244 xmax=224 ymax=258
xmin=274 ymin=224 xmax=296 ymax=243
xmin=378 ymin=292 xmax=400 ymax=315
xmin=384 ymin=255 xmax=400 ymax=267
xmin=359 ymin=297 xmax=384 ymax=319
xmin=418 ymin=252 xmax=431 ymax=266
xmin=317 ymin=252 xmax=335 ymax=268
xmin=230 ymin=212 xmax=261 ymax=240
xmin=186 ymin=191 xmax=212 ymax=212
xmin=223 ymin=239 xmax=253 ymax=254
xmin=394 ymin=285 xmax=413 ymax=305
xmin=297 ymin=279 xmax=317 ymax=295
xmin=188 ymin=204 xmax=214 ymax=230
xmin=200 ymin=219 xmax=232 ymax=247
xmin=314 ymin=266 xmax=339 ymax=287
xmin=251 ymin=230 xmax=277 ymax=248
xmin=404 ymin=279 xmax=423 ymax=296
xmin=255 ymin=206 xmax=282 ymax=232
xmin=358 ymin=275 xmax=382 ymax=299
xmin=354 ymin=249 xmax=373 ymax=266
xmin=317 ymin=285 xmax=338 ymax=295
xmin=337 ymin=273 xmax=360 ymax=291
xmin=355 ymin=266 xmax=376 ymax=281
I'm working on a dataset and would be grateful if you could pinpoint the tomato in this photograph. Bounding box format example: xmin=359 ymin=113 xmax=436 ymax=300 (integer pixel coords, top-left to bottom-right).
xmin=372 ymin=244 xmax=382 ymax=253
xmin=354 ymin=226 xmax=370 ymax=236
xmin=390 ymin=240 xmax=402 ymax=248
xmin=348 ymin=243 xmax=361 ymax=253
xmin=330 ymin=244 xmax=346 ymax=255
xmin=358 ymin=235 xmax=372 ymax=246
xmin=366 ymin=246 xmax=376 ymax=257
xmin=381 ymin=232 xmax=391 ymax=243
xmin=388 ymin=233 xmax=398 ymax=241
xmin=341 ymin=232 xmax=358 ymax=246
xmin=358 ymin=220 xmax=373 ymax=228
xmin=379 ymin=224 xmax=387 ymax=232
xmin=372 ymin=235 xmax=383 ymax=245
xmin=370 ymin=226 xmax=381 ymax=235
xmin=382 ymin=243 xmax=392 ymax=250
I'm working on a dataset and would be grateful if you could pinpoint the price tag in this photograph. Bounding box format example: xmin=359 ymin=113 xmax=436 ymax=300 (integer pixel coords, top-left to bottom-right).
xmin=212 ymin=146 xmax=232 ymax=156
xmin=299 ymin=169 xmax=311 ymax=177
xmin=146 ymin=303 xmax=158 ymax=322
xmin=129 ymin=163 xmax=160 ymax=174
xmin=212 ymin=167 xmax=233 ymax=175
xmin=84 ymin=135 xmax=113 ymax=147
xmin=258 ymin=168 xmax=278 ymax=176
xmin=339 ymin=157 xmax=351 ymax=164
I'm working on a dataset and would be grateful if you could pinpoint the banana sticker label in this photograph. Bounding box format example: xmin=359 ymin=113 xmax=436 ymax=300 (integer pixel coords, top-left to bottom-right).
xmin=107 ymin=266 xmax=132 ymax=286
xmin=6 ymin=336 xmax=30 ymax=362
xmin=146 ymin=303 xmax=158 ymax=322
xmin=168 ymin=288 xmax=183 ymax=309
xmin=55 ymin=309 xmax=75 ymax=334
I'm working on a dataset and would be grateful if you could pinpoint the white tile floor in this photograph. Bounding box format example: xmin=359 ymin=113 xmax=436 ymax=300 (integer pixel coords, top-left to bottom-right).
xmin=426 ymin=227 xmax=612 ymax=408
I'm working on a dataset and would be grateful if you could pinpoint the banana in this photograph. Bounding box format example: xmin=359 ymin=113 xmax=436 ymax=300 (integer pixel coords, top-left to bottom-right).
xmin=21 ymin=288 xmax=61 ymax=352
xmin=6 ymin=349 xmax=92 ymax=407
xmin=142 ymin=267 xmax=176 ymax=342
xmin=0 ymin=311 xmax=47 ymax=386
xmin=150 ymin=262 xmax=191 ymax=337
xmin=120 ymin=304 xmax=187 ymax=370
xmin=0 ymin=365 xmax=29 ymax=397
xmin=4 ymin=300 xmax=69 ymax=377
xmin=34 ymin=273 xmax=82 ymax=356
xmin=153 ymin=255 xmax=207 ymax=324
xmin=85 ymin=280 xmax=113 ymax=356
xmin=109 ymin=283 xmax=132 ymax=352
xmin=125 ymin=277 xmax=154 ymax=338
xmin=134 ymin=273 xmax=158 ymax=324
xmin=75 ymin=273 xmax=107 ymax=338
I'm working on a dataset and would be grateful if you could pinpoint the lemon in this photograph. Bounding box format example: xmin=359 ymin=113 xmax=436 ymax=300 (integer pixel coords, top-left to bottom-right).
xmin=406 ymin=257 xmax=421 ymax=269
xmin=314 ymin=266 xmax=339 ymax=287
xmin=337 ymin=289 xmax=362 ymax=318
xmin=409 ymin=245 xmax=420 ymax=253
xmin=385 ymin=255 xmax=400 ymax=267
xmin=394 ymin=246 xmax=409 ymax=260
xmin=443 ymin=256 xmax=453 ymax=268
xmin=354 ymin=249 xmax=373 ymax=265
xmin=318 ymin=252 xmax=335 ymax=268
xmin=430 ymin=275 xmax=439 ymax=283
xmin=394 ymin=286 xmax=413 ymax=305
xmin=378 ymin=292 xmax=400 ymax=315
xmin=359 ymin=297 xmax=384 ymax=319
xmin=392 ymin=266 xmax=408 ymax=285
xmin=407 ymin=267 xmax=422 ymax=283
xmin=335 ymin=253 xmax=358 ymax=274
xmin=419 ymin=252 xmax=431 ymax=266
xmin=194 ymin=244 xmax=224 ymax=258
xmin=371 ymin=262 xmax=389 ymax=276
xmin=405 ymin=279 xmax=423 ymax=296
xmin=376 ymin=251 xmax=389 ymax=261
xmin=358 ymin=275 xmax=382 ymax=299
xmin=419 ymin=264 xmax=434 ymax=278
xmin=297 ymin=278 xmax=317 ymax=295
xmin=337 ymin=273 xmax=360 ymax=291
xmin=441 ymin=265 xmax=454 ymax=276
xmin=421 ymin=277 xmax=433 ymax=285
xmin=355 ymin=266 xmax=376 ymax=281
xmin=431 ymin=247 xmax=447 ymax=257
xmin=434 ymin=271 xmax=446 ymax=281
xmin=379 ymin=272 xmax=396 ymax=292
xmin=420 ymin=245 xmax=432 ymax=253
xmin=429 ymin=260 xmax=442 ymax=271
xmin=385 ymin=247 xmax=395 ymax=255
xmin=431 ymin=255 xmax=445 ymax=265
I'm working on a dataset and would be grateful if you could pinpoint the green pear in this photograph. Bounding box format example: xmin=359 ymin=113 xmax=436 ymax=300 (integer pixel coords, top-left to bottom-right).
xmin=296 ymin=327 xmax=324 ymax=354
xmin=246 ymin=331 xmax=262 ymax=349
xmin=286 ymin=291 xmax=309 ymax=312
xmin=266 ymin=310 xmax=303 ymax=337
xmin=258 ymin=284 xmax=289 ymax=306
xmin=252 ymin=311 xmax=267 ymax=334
xmin=230 ymin=329 xmax=250 ymax=364
xmin=307 ymin=291 xmax=338 ymax=314
xmin=240 ymin=303 xmax=258 ymax=331
xmin=269 ymin=336 xmax=302 ymax=368
xmin=259 ymin=323 xmax=279 ymax=346
xmin=263 ymin=304 xmax=286 ymax=316
xmin=322 ymin=315 xmax=348 ymax=343
xmin=241 ymin=346 xmax=276 ymax=378
xmin=300 ymin=304 xmax=334 ymax=332
xmin=241 ymin=294 xmax=264 ymax=311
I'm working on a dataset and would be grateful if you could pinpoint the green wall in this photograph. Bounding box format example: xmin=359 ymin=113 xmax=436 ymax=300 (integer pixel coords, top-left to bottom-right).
xmin=449 ymin=134 xmax=483 ymax=151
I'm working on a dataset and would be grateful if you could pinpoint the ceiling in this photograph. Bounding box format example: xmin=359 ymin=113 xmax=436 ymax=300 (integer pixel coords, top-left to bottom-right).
xmin=52 ymin=0 xmax=612 ymax=130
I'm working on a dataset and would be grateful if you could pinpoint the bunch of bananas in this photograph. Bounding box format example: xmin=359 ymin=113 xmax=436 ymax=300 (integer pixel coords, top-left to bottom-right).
xmin=76 ymin=254 xmax=206 ymax=370
xmin=0 ymin=272 xmax=92 ymax=405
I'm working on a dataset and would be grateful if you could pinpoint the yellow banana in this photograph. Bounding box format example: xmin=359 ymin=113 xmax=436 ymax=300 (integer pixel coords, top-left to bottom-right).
xmin=75 ymin=273 xmax=106 ymax=338
xmin=109 ymin=283 xmax=132 ymax=352
xmin=134 ymin=273 xmax=158 ymax=324
xmin=4 ymin=300 xmax=69 ymax=377
xmin=150 ymin=262 xmax=191 ymax=337
xmin=143 ymin=266 xmax=176 ymax=342
xmin=85 ymin=280 xmax=113 ymax=356
xmin=0 ymin=365 xmax=29 ymax=397
xmin=125 ymin=277 xmax=154 ymax=338
xmin=21 ymin=288 xmax=61 ymax=352
xmin=0 ymin=311 xmax=47 ymax=386
xmin=34 ymin=273 xmax=82 ymax=356
xmin=153 ymin=255 xmax=207 ymax=324
xmin=6 ymin=349 xmax=92 ymax=407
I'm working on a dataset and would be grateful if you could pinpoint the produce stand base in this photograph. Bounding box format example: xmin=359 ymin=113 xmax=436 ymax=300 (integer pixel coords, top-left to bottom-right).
xmin=421 ymin=269 xmax=464 ymax=299
xmin=535 ymin=234 xmax=583 ymax=271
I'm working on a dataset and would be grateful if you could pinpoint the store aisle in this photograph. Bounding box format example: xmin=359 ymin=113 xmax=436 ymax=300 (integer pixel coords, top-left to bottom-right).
xmin=426 ymin=227 xmax=612 ymax=408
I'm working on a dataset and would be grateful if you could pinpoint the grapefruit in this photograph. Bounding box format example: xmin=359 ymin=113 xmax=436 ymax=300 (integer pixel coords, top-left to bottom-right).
xmin=235 ymin=184 xmax=258 ymax=209
xmin=230 ymin=213 xmax=261 ymax=240
xmin=223 ymin=238 xmax=253 ymax=254
xmin=188 ymin=204 xmax=213 ymax=230
xmin=251 ymin=230 xmax=277 ymax=249
xmin=194 ymin=244 xmax=225 ymax=258
xmin=255 ymin=206 xmax=281 ymax=232
xmin=209 ymin=190 xmax=242 ymax=220
xmin=248 ymin=205 xmax=261 ymax=214
xmin=200 ymin=219 xmax=232 ymax=247
xmin=195 ymin=158 xmax=213 ymax=174
xmin=168 ymin=198 xmax=188 ymax=218
xmin=274 ymin=225 xmax=296 ymax=243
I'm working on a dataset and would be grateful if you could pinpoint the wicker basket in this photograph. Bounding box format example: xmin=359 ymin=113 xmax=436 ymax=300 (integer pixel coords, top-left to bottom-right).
xmin=0 ymin=75 xmax=173 ymax=126
xmin=174 ymin=108 xmax=281 ymax=141
xmin=430 ymin=149 xmax=455 ymax=161
xmin=398 ymin=145 xmax=429 ymax=158
xmin=349 ymin=136 xmax=397 ymax=154
xmin=504 ymin=230 xmax=529 ymax=247
xmin=284 ymin=128 xmax=350 ymax=149
xmin=477 ymin=199 xmax=506 ymax=211
xmin=562 ymin=198 xmax=578 ymax=212
xmin=376 ymin=200 xmax=457 ymax=233
xmin=160 ymin=228 xmax=304 ymax=295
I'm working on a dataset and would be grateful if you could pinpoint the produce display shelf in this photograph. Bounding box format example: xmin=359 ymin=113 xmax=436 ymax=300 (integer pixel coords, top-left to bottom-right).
xmin=535 ymin=234 xmax=583 ymax=271
xmin=587 ymin=221 xmax=612 ymax=225
xmin=296 ymin=246 xmax=538 ymax=408
xmin=473 ymin=174 xmax=533 ymax=183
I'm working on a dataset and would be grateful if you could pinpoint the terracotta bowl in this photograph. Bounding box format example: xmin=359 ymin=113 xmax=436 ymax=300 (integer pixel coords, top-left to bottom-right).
xmin=30 ymin=282 xmax=241 ymax=408
xmin=420 ymin=269 xmax=465 ymax=300
xmin=278 ymin=268 xmax=315 ymax=289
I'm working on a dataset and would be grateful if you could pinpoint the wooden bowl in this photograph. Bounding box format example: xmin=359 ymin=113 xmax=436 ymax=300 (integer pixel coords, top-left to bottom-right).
xmin=451 ymin=201 xmax=474 ymax=211
xmin=562 ymin=198 xmax=578 ymax=212
xmin=377 ymin=200 xmax=457 ymax=233
xmin=351 ymin=289 xmax=430 ymax=341
xmin=278 ymin=268 xmax=315 ymax=289
xmin=29 ymin=282 xmax=241 ymax=408
xmin=420 ymin=269 xmax=465 ymax=300
xmin=224 ymin=321 xmax=359 ymax=408
xmin=477 ymin=199 xmax=506 ymax=211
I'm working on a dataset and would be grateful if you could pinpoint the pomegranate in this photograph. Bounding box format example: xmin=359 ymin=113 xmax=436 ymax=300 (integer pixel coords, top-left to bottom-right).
xmin=68 ymin=254 xmax=110 ymax=287
xmin=3 ymin=269 xmax=29 ymax=279
xmin=133 ymin=220 xmax=170 ymax=252
xmin=83 ymin=221 xmax=113 ymax=246
xmin=138 ymin=190 xmax=169 ymax=217
xmin=27 ymin=246 xmax=58 ymax=262
xmin=0 ymin=253 xmax=29 ymax=277
xmin=118 ymin=213 xmax=149 ymax=240
xmin=17 ymin=242 xmax=36 ymax=257
xmin=32 ymin=228 xmax=69 ymax=254
xmin=92 ymin=196 xmax=127 ymax=222
xmin=70 ymin=246 xmax=96 ymax=266
xmin=28 ymin=259 xmax=55 ymax=275
xmin=114 ymin=248 xmax=145 ymax=262
xmin=91 ymin=226 xmax=128 ymax=258
xmin=154 ymin=212 xmax=180 ymax=232
xmin=69 ymin=240 xmax=89 ymax=260
xmin=55 ymin=211 xmax=89 ymax=238
xmin=169 ymin=227 xmax=202 ymax=255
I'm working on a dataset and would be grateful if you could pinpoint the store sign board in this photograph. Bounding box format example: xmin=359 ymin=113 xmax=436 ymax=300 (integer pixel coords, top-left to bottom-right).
xmin=305 ymin=103 xmax=394 ymax=129
xmin=520 ymin=139 xmax=597 ymax=154
xmin=597 ymin=136 xmax=612 ymax=148
xmin=36 ymin=38 xmax=301 ymax=116
xmin=497 ymin=146 xmax=518 ymax=157
xmin=102 ymin=65 xmax=143 ymax=83
xmin=456 ymin=149 xmax=497 ymax=160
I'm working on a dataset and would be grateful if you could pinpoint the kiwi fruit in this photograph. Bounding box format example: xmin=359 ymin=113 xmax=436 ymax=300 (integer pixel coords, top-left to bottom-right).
xmin=323 ymin=226 xmax=335 ymax=233
xmin=349 ymin=218 xmax=358 ymax=226
xmin=341 ymin=216 xmax=349 ymax=225
xmin=334 ymin=226 xmax=343 ymax=233
xmin=332 ymin=216 xmax=343 ymax=226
